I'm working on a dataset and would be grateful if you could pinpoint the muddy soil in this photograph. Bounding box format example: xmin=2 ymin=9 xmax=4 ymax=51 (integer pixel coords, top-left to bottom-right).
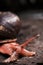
xmin=0 ymin=10 xmax=43 ymax=65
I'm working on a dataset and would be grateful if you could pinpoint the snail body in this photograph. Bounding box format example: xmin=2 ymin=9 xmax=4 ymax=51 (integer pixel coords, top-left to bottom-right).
xmin=0 ymin=12 xmax=21 ymax=39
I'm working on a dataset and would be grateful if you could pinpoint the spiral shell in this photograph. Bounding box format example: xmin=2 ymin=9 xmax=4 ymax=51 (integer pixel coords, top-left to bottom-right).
xmin=0 ymin=12 xmax=21 ymax=39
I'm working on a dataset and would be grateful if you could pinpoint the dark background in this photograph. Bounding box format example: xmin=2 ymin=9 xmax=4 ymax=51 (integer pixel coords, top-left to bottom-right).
xmin=0 ymin=0 xmax=43 ymax=12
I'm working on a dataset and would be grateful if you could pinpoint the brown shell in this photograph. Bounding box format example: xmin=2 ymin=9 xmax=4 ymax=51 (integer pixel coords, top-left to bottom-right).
xmin=0 ymin=12 xmax=21 ymax=39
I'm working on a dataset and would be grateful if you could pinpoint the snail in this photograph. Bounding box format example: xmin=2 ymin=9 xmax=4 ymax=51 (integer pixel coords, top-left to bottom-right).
xmin=0 ymin=12 xmax=21 ymax=39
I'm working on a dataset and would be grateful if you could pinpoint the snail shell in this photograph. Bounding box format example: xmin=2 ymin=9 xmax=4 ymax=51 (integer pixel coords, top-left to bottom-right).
xmin=0 ymin=12 xmax=21 ymax=39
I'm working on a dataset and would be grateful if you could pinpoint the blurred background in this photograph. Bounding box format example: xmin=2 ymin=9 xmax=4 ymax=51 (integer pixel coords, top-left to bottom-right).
xmin=0 ymin=0 xmax=43 ymax=12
